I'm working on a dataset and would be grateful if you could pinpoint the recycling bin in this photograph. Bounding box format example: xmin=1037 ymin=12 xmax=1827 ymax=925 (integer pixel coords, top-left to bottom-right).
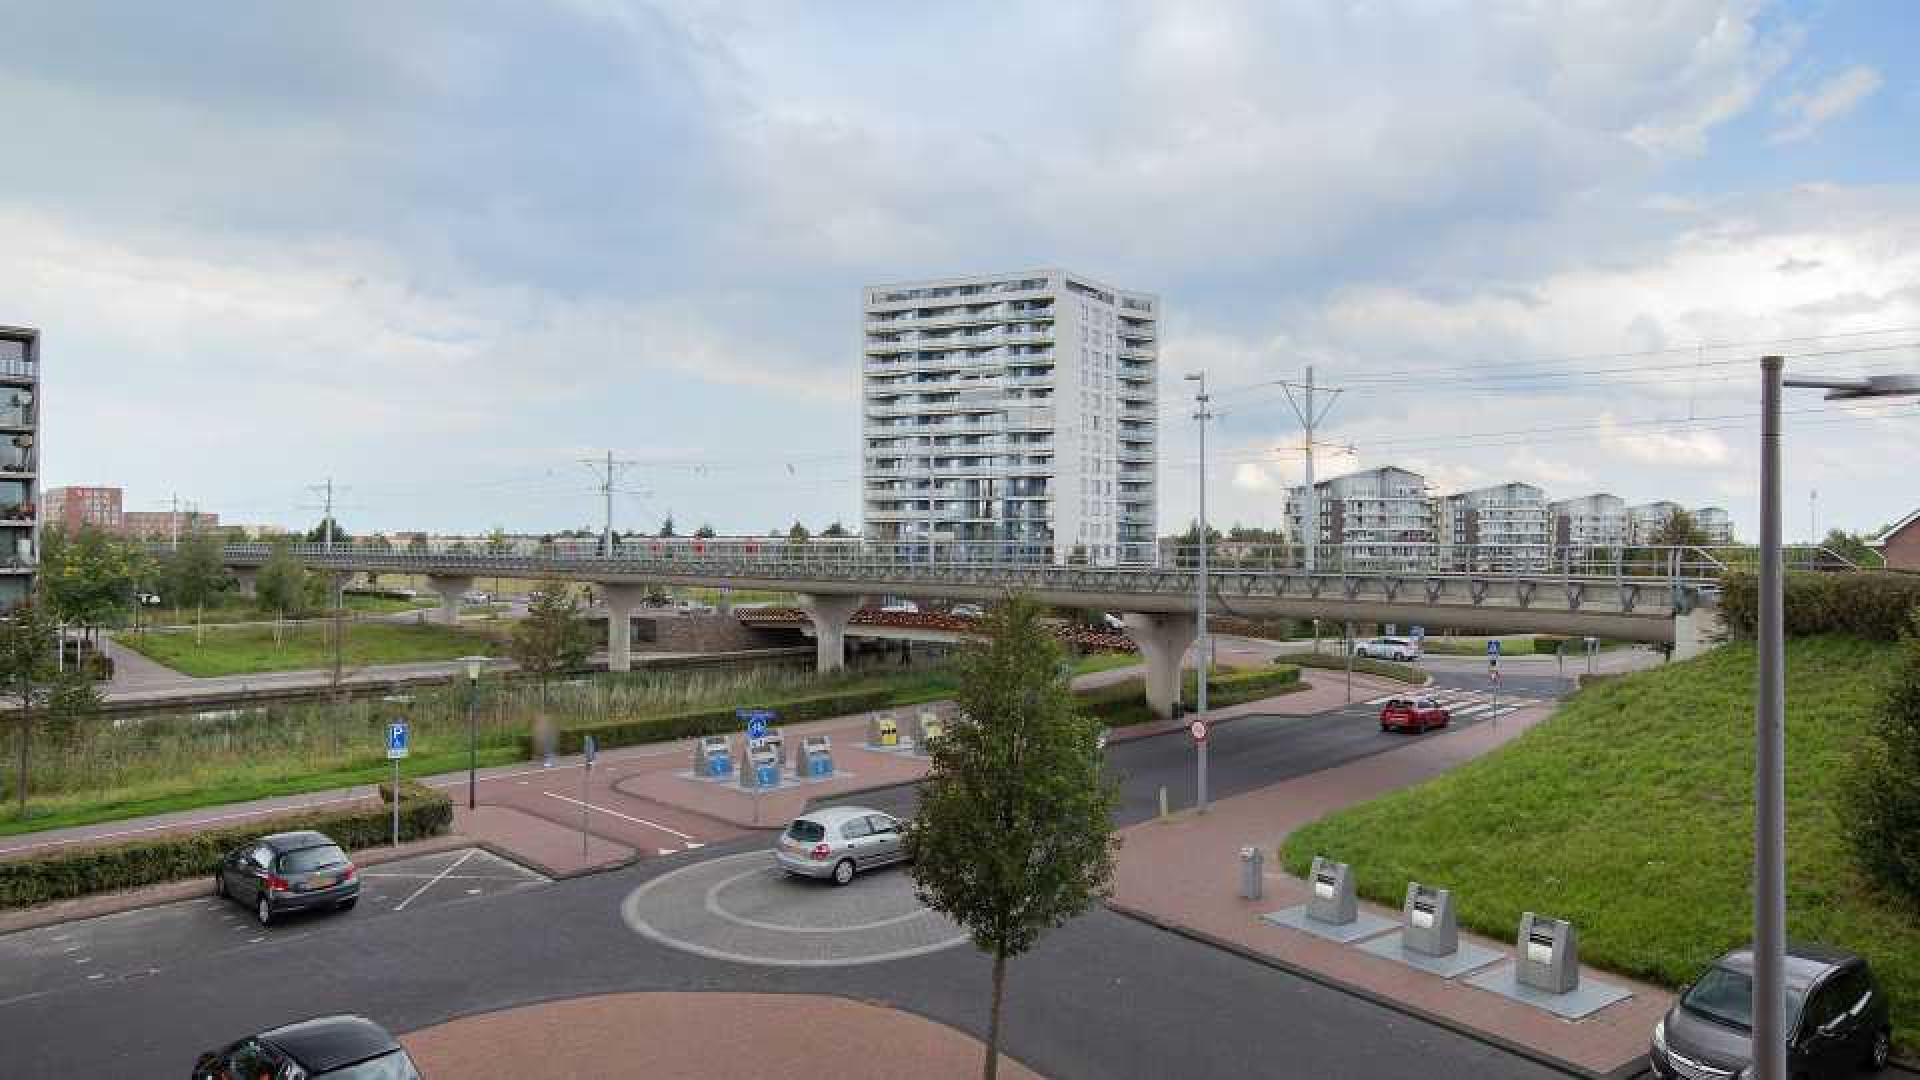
xmin=1306 ymin=855 xmax=1358 ymax=926
xmin=1239 ymin=847 xmax=1264 ymax=900
xmin=691 ymin=734 xmax=732 ymax=778
xmin=738 ymin=744 xmax=781 ymax=789
xmin=796 ymin=734 xmax=834 ymax=778
xmin=869 ymin=714 xmax=900 ymax=749
xmin=1402 ymin=882 xmax=1458 ymax=957
xmin=915 ymin=712 xmax=945 ymax=754
xmin=1515 ymin=912 xmax=1580 ymax=994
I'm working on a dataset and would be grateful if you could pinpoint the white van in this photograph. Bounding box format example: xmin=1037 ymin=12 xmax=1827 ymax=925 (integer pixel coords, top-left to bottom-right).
xmin=1354 ymin=636 xmax=1421 ymax=662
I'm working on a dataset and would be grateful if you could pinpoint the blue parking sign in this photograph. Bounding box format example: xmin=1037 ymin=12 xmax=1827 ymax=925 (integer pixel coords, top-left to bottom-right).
xmin=737 ymin=708 xmax=775 ymax=739
xmin=1486 ymin=639 xmax=1501 ymax=657
xmin=387 ymin=722 xmax=409 ymax=760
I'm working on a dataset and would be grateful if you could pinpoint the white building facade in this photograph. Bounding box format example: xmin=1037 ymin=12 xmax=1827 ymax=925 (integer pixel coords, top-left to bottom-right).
xmin=1548 ymin=493 xmax=1628 ymax=555
xmin=1694 ymin=506 xmax=1733 ymax=544
xmin=1284 ymin=465 xmax=1434 ymax=570
xmin=1626 ymin=500 xmax=1684 ymax=546
xmin=1434 ymin=482 xmax=1550 ymax=570
xmin=861 ymin=270 xmax=1158 ymax=566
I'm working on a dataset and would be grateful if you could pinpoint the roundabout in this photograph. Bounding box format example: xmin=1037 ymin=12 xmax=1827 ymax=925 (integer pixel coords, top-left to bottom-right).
xmin=621 ymin=851 xmax=970 ymax=967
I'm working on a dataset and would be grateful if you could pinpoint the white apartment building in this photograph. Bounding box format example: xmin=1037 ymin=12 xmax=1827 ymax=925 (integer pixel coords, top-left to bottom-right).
xmin=1695 ymin=506 xmax=1733 ymax=544
xmin=1626 ymin=500 xmax=1684 ymax=546
xmin=1548 ymin=493 xmax=1628 ymax=555
xmin=861 ymin=269 xmax=1159 ymax=566
xmin=1434 ymin=482 xmax=1550 ymax=570
xmin=1284 ymin=466 xmax=1434 ymax=570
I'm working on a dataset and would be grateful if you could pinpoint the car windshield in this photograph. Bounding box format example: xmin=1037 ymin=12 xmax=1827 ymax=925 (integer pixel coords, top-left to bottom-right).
xmin=319 ymin=1049 xmax=422 ymax=1080
xmin=1385 ymin=699 xmax=1414 ymax=710
xmin=786 ymin=820 xmax=825 ymax=843
xmin=278 ymin=845 xmax=348 ymax=874
xmin=1682 ymin=966 xmax=1808 ymax=1031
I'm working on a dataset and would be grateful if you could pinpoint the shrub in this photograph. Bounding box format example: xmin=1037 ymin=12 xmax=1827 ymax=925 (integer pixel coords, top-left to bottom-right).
xmin=1720 ymin=571 xmax=1920 ymax=641
xmin=1284 ymin=652 xmax=1425 ymax=684
xmin=0 ymin=781 xmax=452 ymax=909
xmin=1070 ymin=665 xmax=1307 ymax=728
xmin=1073 ymin=679 xmax=1160 ymax=728
xmin=1843 ymin=625 xmax=1920 ymax=905
xmin=529 ymin=688 xmax=897 ymax=756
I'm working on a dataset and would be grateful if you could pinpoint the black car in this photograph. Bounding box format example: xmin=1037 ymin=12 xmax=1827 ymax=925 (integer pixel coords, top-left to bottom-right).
xmin=193 ymin=1014 xmax=422 ymax=1079
xmin=215 ymin=830 xmax=359 ymax=926
xmin=1650 ymin=942 xmax=1892 ymax=1079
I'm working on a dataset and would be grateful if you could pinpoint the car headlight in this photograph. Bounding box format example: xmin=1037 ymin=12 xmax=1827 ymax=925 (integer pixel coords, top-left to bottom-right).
xmin=1652 ymin=1018 xmax=1668 ymax=1056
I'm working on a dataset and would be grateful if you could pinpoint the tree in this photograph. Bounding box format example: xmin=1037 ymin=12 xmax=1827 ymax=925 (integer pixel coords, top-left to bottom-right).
xmin=821 ymin=521 xmax=850 ymax=538
xmin=160 ymin=530 xmax=228 ymax=610
xmin=1649 ymin=508 xmax=1708 ymax=547
xmin=1168 ymin=520 xmax=1223 ymax=568
xmin=0 ymin=601 xmax=97 ymax=817
xmin=485 ymin=527 xmax=510 ymax=553
xmin=694 ymin=523 xmax=717 ymax=539
xmin=255 ymin=539 xmax=311 ymax=616
xmin=304 ymin=518 xmax=352 ymax=544
xmin=1844 ymin=614 xmax=1920 ymax=904
xmin=1822 ymin=527 xmax=1878 ymax=567
xmin=787 ymin=521 xmax=810 ymax=545
xmin=906 ymin=595 xmax=1119 ymax=1080
xmin=37 ymin=526 xmax=144 ymax=646
xmin=658 ymin=515 xmax=677 ymax=538
xmin=507 ymin=581 xmax=593 ymax=686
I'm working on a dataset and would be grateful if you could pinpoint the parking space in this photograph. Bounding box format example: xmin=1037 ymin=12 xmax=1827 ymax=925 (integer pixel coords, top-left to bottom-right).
xmin=0 ymin=848 xmax=545 ymax=1010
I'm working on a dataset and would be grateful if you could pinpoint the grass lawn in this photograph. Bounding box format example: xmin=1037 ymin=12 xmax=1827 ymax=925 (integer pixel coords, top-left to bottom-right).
xmin=118 ymin=621 xmax=500 ymax=677
xmin=1281 ymin=636 xmax=1920 ymax=1053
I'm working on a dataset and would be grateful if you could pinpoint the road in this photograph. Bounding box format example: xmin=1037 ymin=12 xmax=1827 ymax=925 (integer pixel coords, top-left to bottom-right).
xmin=0 ymin=670 xmax=1588 ymax=1079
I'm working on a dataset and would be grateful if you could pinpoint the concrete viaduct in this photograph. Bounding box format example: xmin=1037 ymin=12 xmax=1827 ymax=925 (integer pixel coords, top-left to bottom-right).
xmin=214 ymin=542 xmax=1722 ymax=718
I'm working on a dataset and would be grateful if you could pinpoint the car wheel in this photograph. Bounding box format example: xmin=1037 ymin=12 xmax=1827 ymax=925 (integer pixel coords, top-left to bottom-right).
xmin=337 ymin=897 xmax=358 ymax=912
xmin=256 ymin=895 xmax=273 ymax=926
xmin=1380 ymin=723 xmax=1391 ymax=732
xmin=1867 ymin=1027 xmax=1890 ymax=1071
xmin=831 ymin=859 xmax=856 ymax=886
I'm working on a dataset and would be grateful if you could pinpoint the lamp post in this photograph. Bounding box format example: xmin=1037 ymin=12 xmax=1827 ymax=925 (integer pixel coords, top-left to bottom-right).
xmin=1751 ymin=362 xmax=1918 ymax=1080
xmin=1184 ymin=371 xmax=1211 ymax=812
xmin=463 ymin=655 xmax=486 ymax=811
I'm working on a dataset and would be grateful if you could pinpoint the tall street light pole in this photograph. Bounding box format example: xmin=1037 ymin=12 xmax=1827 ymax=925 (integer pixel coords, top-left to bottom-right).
xmin=1752 ymin=362 xmax=1918 ymax=1080
xmin=1184 ymin=372 xmax=1211 ymax=812
xmin=463 ymin=656 xmax=485 ymax=811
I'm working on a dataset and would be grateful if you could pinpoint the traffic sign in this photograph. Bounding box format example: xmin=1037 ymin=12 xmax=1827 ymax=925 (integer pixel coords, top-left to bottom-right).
xmin=737 ymin=708 xmax=776 ymax=740
xmin=1486 ymin=639 xmax=1501 ymax=657
xmin=1410 ymin=625 xmax=1425 ymax=641
xmin=1189 ymin=719 xmax=1208 ymax=742
xmin=387 ymin=722 xmax=410 ymax=760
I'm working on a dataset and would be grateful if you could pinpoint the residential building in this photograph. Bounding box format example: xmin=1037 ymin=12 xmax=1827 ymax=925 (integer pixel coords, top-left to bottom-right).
xmin=1548 ymin=494 xmax=1628 ymax=555
xmin=121 ymin=509 xmax=220 ymax=541
xmin=1434 ymin=482 xmax=1550 ymax=570
xmin=860 ymin=269 xmax=1159 ymax=566
xmin=0 ymin=327 xmax=36 ymax=608
xmin=1869 ymin=509 xmax=1920 ymax=572
xmin=1284 ymin=466 xmax=1434 ymax=570
xmin=1694 ymin=506 xmax=1733 ymax=544
xmin=43 ymin=485 xmax=123 ymax=533
xmin=1626 ymin=500 xmax=1684 ymax=546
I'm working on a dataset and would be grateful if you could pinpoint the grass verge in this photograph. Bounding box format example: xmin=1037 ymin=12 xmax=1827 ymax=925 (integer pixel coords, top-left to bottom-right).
xmin=1284 ymin=651 xmax=1426 ymax=683
xmin=117 ymin=621 xmax=501 ymax=677
xmin=1280 ymin=636 xmax=1920 ymax=1054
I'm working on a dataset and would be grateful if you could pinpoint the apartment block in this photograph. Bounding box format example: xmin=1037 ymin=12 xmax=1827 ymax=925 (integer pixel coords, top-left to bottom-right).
xmin=1548 ymin=493 xmax=1628 ymax=554
xmin=861 ymin=269 xmax=1158 ymax=566
xmin=1434 ymin=482 xmax=1550 ymax=570
xmin=1626 ymin=501 xmax=1684 ymax=546
xmin=1694 ymin=506 xmax=1733 ymax=544
xmin=121 ymin=509 xmax=220 ymax=540
xmin=1284 ymin=465 xmax=1433 ymax=570
xmin=0 ymin=327 xmax=37 ymax=608
xmin=43 ymin=486 xmax=124 ymax=533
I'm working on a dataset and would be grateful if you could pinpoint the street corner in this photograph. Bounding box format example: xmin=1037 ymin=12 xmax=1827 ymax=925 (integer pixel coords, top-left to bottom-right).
xmin=619 ymin=851 xmax=967 ymax=967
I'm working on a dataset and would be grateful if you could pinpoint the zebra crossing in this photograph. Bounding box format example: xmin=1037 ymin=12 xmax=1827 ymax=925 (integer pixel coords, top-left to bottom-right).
xmin=1362 ymin=689 xmax=1548 ymax=721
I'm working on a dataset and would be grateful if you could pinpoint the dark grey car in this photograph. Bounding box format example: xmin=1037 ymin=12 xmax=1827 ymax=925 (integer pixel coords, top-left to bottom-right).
xmin=215 ymin=830 xmax=360 ymax=926
xmin=193 ymin=1014 xmax=422 ymax=1079
xmin=1650 ymin=943 xmax=1891 ymax=1079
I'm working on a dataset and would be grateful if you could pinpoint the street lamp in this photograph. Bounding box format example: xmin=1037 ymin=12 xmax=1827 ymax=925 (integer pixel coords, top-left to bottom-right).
xmin=463 ymin=655 xmax=486 ymax=811
xmin=1751 ymin=361 xmax=1919 ymax=1080
xmin=1184 ymin=371 xmax=1211 ymax=812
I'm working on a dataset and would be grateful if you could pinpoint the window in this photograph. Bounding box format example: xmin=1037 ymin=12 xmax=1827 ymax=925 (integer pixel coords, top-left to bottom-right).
xmin=865 ymin=815 xmax=898 ymax=835
xmin=225 ymin=1039 xmax=282 ymax=1080
xmin=249 ymin=845 xmax=274 ymax=870
xmin=278 ymin=845 xmax=347 ymax=874
xmin=839 ymin=817 xmax=873 ymax=840
xmin=786 ymin=820 xmax=825 ymax=843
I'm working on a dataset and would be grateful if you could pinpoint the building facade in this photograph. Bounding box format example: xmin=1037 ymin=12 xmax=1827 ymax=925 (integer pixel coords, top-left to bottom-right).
xmin=1548 ymin=493 xmax=1628 ymax=555
xmin=1694 ymin=506 xmax=1733 ymax=544
xmin=1625 ymin=501 xmax=1684 ymax=546
xmin=0 ymin=327 xmax=37 ymax=608
xmin=1284 ymin=466 xmax=1433 ymax=570
xmin=121 ymin=509 xmax=220 ymax=540
xmin=1870 ymin=509 xmax=1920 ymax=572
xmin=1434 ymin=482 xmax=1550 ymax=570
xmin=43 ymin=486 xmax=124 ymax=533
xmin=861 ymin=269 xmax=1158 ymax=566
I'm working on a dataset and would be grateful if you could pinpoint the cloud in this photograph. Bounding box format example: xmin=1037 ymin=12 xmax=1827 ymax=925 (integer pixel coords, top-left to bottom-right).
xmin=1770 ymin=64 xmax=1883 ymax=143
xmin=1597 ymin=413 xmax=1732 ymax=466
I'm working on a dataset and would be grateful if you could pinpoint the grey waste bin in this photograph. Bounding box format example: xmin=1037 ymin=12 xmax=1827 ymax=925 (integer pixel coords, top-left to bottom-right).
xmin=1239 ymin=847 xmax=1264 ymax=900
xmin=1516 ymin=912 xmax=1580 ymax=994
xmin=1402 ymin=882 xmax=1458 ymax=957
xmin=1306 ymin=855 xmax=1358 ymax=925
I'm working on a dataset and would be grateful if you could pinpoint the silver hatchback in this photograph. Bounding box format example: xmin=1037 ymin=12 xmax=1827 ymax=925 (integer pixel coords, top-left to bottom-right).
xmin=775 ymin=806 xmax=909 ymax=885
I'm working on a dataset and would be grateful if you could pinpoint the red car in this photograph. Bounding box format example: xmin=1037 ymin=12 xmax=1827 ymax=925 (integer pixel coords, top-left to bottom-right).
xmin=1379 ymin=696 xmax=1450 ymax=733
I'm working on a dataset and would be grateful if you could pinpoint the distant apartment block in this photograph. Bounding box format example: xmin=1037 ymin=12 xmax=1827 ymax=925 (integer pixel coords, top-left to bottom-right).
xmin=1694 ymin=506 xmax=1733 ymax=544
xmin=861 ymin=269 xmax=1159 ymax=566
xmin=1626 ymin=501 xmax=1685 ymax=546
xmin=1434 ymin=482 xmax=1550 ymax=570
xmin=43 ymin=485 xmax=122 ymax=532
xmin=0 ymin=327 xmax=36 ymax=607
xmin=120 ymin=509 xmax=220 ymax=540
xmin=1285 ymin=466 xmax=1434 ymax=569
xmin=1548 ymin=494 xmax=1628 ymax=554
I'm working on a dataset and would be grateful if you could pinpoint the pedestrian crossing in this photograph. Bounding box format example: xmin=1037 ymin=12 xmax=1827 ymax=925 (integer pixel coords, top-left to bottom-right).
xmin=1362 ymin=689 xmax=1549 ymax=720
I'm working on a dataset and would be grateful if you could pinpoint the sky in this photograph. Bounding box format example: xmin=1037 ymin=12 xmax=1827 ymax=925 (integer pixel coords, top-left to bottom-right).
xmin=6 ymin=0 xmax=1918 ymax=543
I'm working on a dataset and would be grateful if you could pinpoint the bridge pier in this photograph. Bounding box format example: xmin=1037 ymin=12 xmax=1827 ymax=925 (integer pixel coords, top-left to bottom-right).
xmin=797 ymin=593 xmax=864 ymax=674
xmin=426 ymin=574 xmax=474 ymax=626
xmin=714 ymin=587 xmax=732 ymax=616
xmin=230 ymin=565 xmax=257 ymax=598
xmin=601 ymin=583 xmax=648 ymax=673
xmin=1123 ymin=613 xmax=1198 ymax=721
xmin=1674 ymin=598 xmax=1724 ymax=662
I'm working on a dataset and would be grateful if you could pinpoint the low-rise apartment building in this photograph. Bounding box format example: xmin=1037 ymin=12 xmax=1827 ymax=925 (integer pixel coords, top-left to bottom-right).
xmin=1284 ymin=466 xmax=1434 ymax=570
xmin=1695 ymin=506 xmax=1733 ymax=544
xmin=1548 ymin=494 xmax=1628 ymax=555
xmin=1434 ymin=482 xmax=1550 ymax=570
xmin=1626 ymin=501 xmax=1684 ymax=546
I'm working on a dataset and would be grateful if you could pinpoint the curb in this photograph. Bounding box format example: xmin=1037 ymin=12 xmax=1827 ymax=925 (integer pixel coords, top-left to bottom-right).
xmin=469 ymin=839 xmax=643 ymax=882
xmin=1105 ymin=900 xmax=1624 ymax=1080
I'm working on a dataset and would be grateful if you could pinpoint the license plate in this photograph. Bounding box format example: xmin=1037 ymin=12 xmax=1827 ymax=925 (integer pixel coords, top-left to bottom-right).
xmin=310 ymin=874 xmax=336 ymax=889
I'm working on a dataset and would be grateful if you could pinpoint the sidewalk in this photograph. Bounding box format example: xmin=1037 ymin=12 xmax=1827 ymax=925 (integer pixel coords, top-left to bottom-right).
xmin=1109 ymin=703 xmax=1670 ymax=1078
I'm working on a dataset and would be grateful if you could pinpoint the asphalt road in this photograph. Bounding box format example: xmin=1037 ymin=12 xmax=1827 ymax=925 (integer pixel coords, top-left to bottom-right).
xmin=0 ymin=672 xmax=1583 ymax=1079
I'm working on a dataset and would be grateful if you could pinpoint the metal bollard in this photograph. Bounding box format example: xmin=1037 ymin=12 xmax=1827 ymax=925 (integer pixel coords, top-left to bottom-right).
xmin=1239 ymin=847 xmax=1264 ymax=900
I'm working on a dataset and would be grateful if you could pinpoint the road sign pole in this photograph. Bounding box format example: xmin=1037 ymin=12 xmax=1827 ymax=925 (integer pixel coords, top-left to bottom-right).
xmin=581 ymin=759 xmax=590 ymax=857
xmin=391 ymin=758 xmax=400 ymax=848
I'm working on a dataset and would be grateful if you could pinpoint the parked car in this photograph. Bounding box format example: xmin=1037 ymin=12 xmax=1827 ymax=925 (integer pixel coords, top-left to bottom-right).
xmin=949 ymin=603 xmax=985 ymax=619
xmin=1099 ymin=612 xmax=1125 ymax=632
xmin=1355 ymin=636 xmax=1421 ymax=661
xmin=194 ymin=1014 xmax=423 ymax=1080
xmin=1649 ymin=943 xmax=1891 ymax=1080
xmin=879 ymin=600 xmax=919 ymax=614
xmin=215 ymin=830 xmax=359 ymax=926
xmin=775 ymin=806 xmax=909 ymax=885
xmin=460 ymin=590 xmax=489 ymax=604
xmin=1379 ymin=696 xmax=1450 ymax=733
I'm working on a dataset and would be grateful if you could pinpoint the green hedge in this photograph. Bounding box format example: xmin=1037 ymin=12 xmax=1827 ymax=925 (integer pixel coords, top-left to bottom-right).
xmin=530 ymin=688 xmax=897 ymax=756
xmin=0 ymin=781 xmax=452 ymax=910
xmin=1072 ymin=665 xmax=1307 ymax=728
xmin=1284 ymin=652 xmax=1426 ymax=684
xmin=1720 ymin=571 xmax=1920 ymax=641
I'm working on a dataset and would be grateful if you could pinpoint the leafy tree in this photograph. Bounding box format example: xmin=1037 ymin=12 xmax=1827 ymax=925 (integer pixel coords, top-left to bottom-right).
xmin=304 ymin=517 xmax=352 ymax=544
xmin=821 ymin=521 xmax=850 ymax=538
xmin=507 ymin=581 xmax=593 ymax=686
xmin=405 ymin=534 xmax=429 ymax=552
xmin=787 ymin=521 xmax=810 ymax=544
xmin=906 ymin=595 xmax=1119 ymax=1080
xmin=1844 ymin=614 xmax=1920 ymax=904
xmin=0 ymin=601 xmax=98 ymax=817
xmin=1168 ymin=520 xmax=1223 ymax=568
xmin=658 ymin=515 xmax=677 ymax=538
xmin=37 ymin=526 xmax=145 ymax=645
xmin=255 ymin=539 xmax=312 ymax=616
xmin=694 ymin=523 xmax=716 ymax=539
xmin=160 ymin=530 xmax=228 ymax=610
xmin=1649 ymin=508 xmax=1708 ymax=547
xmin=485 ymin=527 xmax=510 ymax=553
xmin=1821 ymin=527 xmax=1879 ymax=567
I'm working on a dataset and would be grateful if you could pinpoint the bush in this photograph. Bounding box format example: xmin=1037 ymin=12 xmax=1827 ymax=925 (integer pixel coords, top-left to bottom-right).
xmin=529 ymin=688 xmax=897 ymax=756
xmin=1843 ymin=627 xmax=1920 ymax=905
xmin=1070 ymin=666 xmax=1307 ymax=728
xmin=1720 ymin=571 xmax=1920 ymax=641
xmin=0 ymin=781 xmax=452 ymax=909
xmin=1073 ymin=679 xmax=1160 ymax=728
xmin=1284 ymin=652 xmax=1425 ymax=684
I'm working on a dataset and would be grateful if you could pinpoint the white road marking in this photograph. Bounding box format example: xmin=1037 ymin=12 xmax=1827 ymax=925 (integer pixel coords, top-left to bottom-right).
xmin=1487 ymin=706 xmax=1520 ymax=719
xmin=85 ymin=973 xmax=103 ymax=981
xmin=683 ymin=842 xmax=705 ymax=850
xmin=392 ymin=849 xmax=478 ymax=912
xmin=541 ymin=792 xmax=696 ymax=841
xmin=1451 ymin=703 xmax=1495 ymax=716
xmin=1365 ymin=695 xmax=1397 ymax=705
xmin=658 ymin=848 xmax=678 ymax=856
